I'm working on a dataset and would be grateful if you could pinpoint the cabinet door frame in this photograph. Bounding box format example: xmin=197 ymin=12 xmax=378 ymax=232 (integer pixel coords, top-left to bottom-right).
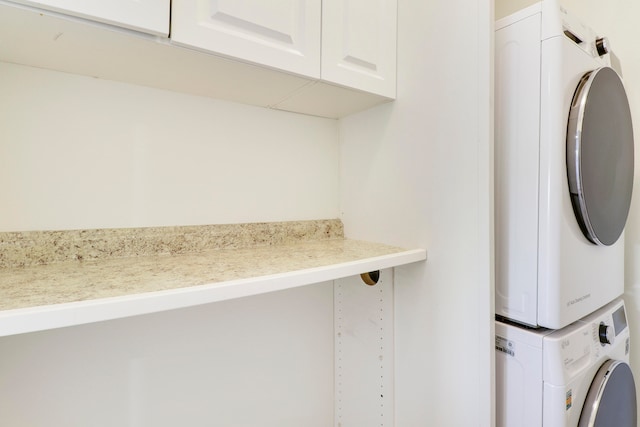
xmin=170 ymin=0 xmax=322 ymax=79
xmin=321 ymin=0 xmax=397 ymax=98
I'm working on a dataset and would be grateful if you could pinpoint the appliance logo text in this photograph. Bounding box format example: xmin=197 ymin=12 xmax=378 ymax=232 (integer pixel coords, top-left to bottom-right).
xmin=567 ymin=293 xmax=591 ymax=307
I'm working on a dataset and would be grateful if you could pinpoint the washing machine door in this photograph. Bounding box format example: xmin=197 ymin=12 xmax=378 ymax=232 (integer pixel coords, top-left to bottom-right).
xmin=578 ymin=359 xmax=637 ymax=427
xmin=567 ymin=66 xmax=634 ymax=246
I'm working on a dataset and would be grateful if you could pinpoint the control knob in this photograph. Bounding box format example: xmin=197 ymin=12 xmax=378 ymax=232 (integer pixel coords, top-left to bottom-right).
xmin=599 ymin=322 xmax=614 ymax=345
xmin=596 ymin=37 xmax=610 ymax=56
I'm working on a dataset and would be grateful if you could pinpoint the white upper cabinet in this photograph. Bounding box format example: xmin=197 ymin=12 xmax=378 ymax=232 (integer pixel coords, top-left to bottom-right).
xmin=0 ymin=0 xmax=396 ymax=117
xmin=321 ymin=0 xmax=397 ymax=97
xmin=170 ymin=0 xmax=397 ymax=98
xmin=9 ymin=0 xmax=170 ymax=36
xmin=171 ymin=0 xmax=322 ymax=79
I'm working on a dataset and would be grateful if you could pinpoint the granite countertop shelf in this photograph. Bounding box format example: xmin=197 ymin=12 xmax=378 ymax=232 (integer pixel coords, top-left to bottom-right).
xmin=0 ymin=220 xmax=426 ymax=337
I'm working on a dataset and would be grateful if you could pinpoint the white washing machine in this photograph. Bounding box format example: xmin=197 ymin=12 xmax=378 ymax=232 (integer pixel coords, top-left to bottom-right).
xmin=496 ymin=298 xmax=636 ymax=427
xmin=495 ymin=1 xmax=635 ymax=329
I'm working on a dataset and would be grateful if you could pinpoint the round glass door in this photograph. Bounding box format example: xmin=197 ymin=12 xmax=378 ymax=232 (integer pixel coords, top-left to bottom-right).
xmin=578 ymin=359 xmax=637 ymax=427
xmin=567 ymin=66 xmax=634 ymax=246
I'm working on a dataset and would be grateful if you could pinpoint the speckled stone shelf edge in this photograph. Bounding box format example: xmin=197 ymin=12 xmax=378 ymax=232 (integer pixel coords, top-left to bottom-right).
xmin=0 ymin=219 xmax=344 ymax=269
xmin=0 ymin=243 xmax=427 ymax=337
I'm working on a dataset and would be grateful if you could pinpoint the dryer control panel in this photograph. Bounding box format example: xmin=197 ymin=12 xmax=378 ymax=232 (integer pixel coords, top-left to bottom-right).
xmin=542 ymin=299 xmax=629 ymax=385
xmin=591 ymin=303 xmax=628 ymax=347
xmin=548 ymin=1 xmax=611 ymax=62
xmin=612 ymin=304 xmax=629 ymax=335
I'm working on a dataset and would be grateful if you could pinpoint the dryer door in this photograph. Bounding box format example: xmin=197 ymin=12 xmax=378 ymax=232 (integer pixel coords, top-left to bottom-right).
xmin=567 ymin=66 xmax=634 ymax=246
xmin=578 ymin=359 xmax=637 ymax=427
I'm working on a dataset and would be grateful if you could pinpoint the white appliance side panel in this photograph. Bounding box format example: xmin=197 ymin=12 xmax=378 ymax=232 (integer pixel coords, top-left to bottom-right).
xmin=537 ymin=36 xmax=625 ymax=329
xmin=334 ymin=269 xmax=394 ymax=426
xmin=494 ymin=12 xmax=542 ymax=326
xmin=495 ymin=322 xmax=545 ymax=427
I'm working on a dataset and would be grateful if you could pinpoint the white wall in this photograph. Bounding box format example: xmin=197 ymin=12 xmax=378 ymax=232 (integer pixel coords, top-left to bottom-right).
xmin=0 ymin=62 xmax=339 ymax=426
xmin=495 ymin=0 xmax=536 ymax=20
xmin=0 ymin=61 xmax=339 ymax=231
xmin=339 ymin=0 xmax=494 ymax=425
xmin=558 ymin=0 xmax=640 ymax=415
xmin=0 ymin=0 xmax=496 ymax=425
xmin=0 ymin=282 xmax=335 ymax=426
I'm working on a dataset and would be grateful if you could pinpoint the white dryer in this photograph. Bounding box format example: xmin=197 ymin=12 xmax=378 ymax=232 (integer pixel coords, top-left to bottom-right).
xmin=495 ymin=1 xmax=634 ymax=329
xmin=495 ymin=298 xmax=636 ymax=427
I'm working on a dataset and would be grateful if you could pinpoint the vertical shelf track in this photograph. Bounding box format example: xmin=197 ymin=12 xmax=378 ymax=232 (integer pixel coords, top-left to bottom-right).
xmin=334 ymin=269 xmax=394 ymax=426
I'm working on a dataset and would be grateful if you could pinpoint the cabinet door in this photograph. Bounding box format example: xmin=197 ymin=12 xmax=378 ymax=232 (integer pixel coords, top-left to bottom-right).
xmin=11 ymin=0 xmax=170 ymax=36
xmin=322 ymin=0 xmax=397 ymax=98
xmin=171 ymin=0 xmax=321 ymax=79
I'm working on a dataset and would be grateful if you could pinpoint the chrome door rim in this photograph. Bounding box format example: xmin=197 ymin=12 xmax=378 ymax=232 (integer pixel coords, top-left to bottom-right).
xmin=578 ymin=359 xmax=636 ymax=427
xmin=566 ymin=66 xmax=634 ymax=246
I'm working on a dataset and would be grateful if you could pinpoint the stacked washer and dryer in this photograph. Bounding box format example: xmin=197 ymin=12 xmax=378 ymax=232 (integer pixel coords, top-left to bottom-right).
xmin=494 ymin=1 xmax=636 ymax=426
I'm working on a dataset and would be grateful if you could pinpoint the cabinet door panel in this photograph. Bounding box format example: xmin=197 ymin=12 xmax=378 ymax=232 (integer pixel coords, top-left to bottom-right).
xmin=171 ymin=0 xmax=321 ymax=79
xmin=322 ymin=0 xmax=397 ymax=98
xmin=11 ymin=0 xmax=169 ymax=36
